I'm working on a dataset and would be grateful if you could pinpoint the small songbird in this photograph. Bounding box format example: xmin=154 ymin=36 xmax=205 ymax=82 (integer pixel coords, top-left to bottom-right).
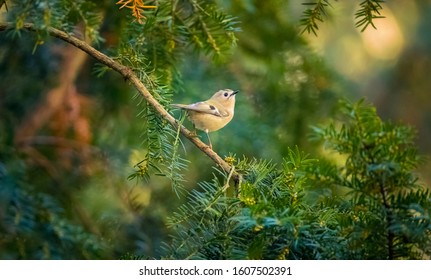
xmin=172 ymin=89 xmax=239 ymax=149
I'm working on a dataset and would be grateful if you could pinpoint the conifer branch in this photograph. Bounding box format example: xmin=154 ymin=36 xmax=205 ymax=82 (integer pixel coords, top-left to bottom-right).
xmin=0 ymin=22 xmax=239 ymax=182
xmin=300 ymin=0 xmax=331 ymax=36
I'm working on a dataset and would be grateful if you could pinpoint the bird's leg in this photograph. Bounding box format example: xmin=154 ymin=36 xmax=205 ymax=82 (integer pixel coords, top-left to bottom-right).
xmin=205 ymin=129 xmax=212 ymax=149
xmin=189 ymin=124 xmax=198 ymax=137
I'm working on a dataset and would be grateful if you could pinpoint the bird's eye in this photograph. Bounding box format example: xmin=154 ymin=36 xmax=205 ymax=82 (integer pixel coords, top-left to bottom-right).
xmin=223 ymin=92 xmax=229 ymax=97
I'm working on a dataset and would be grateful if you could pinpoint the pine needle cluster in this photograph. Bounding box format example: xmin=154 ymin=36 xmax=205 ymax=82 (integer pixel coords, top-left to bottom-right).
xmin=8 ymin=0 xmax=103 ymax=43
xmin=300 ymin=0 xmax=386 ymax=35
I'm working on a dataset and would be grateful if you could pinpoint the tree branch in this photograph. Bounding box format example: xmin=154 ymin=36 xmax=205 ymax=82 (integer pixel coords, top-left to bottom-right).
xmin=0 ymin=22 xmax=240 ymax=184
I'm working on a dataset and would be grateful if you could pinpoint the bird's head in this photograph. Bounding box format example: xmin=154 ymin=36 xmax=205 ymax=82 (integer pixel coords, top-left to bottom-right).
xmin=211 ymin=89 xmax=239 ymax=108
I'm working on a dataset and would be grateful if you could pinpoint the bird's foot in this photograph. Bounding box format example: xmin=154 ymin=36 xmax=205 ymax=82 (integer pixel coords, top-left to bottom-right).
xmin=189 ymin=130 xmax=198 ymax=137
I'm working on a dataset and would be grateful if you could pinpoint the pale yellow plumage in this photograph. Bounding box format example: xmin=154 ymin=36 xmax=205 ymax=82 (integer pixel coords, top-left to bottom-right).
xmin=172 ymin=89 xmax=239 ymax=149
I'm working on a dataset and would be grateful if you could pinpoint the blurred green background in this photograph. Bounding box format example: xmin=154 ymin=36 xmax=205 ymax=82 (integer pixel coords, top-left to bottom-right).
xmin=0 ymin=0 xmax=430 ymax=259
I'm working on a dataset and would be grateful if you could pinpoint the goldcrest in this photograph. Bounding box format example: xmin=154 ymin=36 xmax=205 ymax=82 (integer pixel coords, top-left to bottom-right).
xmin=172 ymin=89 xmax=239 ymax=149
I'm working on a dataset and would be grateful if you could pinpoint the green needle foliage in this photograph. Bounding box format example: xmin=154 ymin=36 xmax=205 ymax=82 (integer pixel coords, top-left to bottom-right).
xmin=309 ymin=99 xmax=431 ymax=259
xmin=165 ymin=100 xmax=431 ymax=260
xmin=0 ymin=164 xmax=105 ymax=259
xmin=10 ymin=0 xmax=103 ymax=43
xmin=300 ymin=0 xmax=386 ymax=35
xmin=300 ymin=0 xmax=332 ymax=36
xmin=355 ymin=0 xmax=385 ymax=31
xmin=1 ymin=1 xmax=430 ymax=260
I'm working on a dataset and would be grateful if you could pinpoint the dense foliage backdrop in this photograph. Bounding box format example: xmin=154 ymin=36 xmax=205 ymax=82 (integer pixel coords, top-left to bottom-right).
xmin=0 ymin=0 xmax=430 ymax=259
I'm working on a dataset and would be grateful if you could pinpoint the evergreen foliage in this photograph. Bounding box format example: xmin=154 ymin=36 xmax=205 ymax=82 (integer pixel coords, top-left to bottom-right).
xmin=309 ymin=99 xmax=431 ymax=259
xmin=0 ymin=0 xmax=429 ymax=260
xmin=9 ymin=0 xmax=103 ymax=43
xmin=300 ymin=0 xmax=386 ymax=35
xmin=165 ymin=100 xmax=431 ymax=259
xmin=0 ymin=159 xmax=105 ymax=259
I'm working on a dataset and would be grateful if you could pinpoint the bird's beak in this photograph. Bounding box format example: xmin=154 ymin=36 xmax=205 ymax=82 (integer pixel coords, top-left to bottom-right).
xmin=231 ymin=90 xmax=239 ymax=96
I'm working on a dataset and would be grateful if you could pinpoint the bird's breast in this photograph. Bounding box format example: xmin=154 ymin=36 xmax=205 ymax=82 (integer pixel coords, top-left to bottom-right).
xmin=188 ymin=111 xmax=233 ymax=132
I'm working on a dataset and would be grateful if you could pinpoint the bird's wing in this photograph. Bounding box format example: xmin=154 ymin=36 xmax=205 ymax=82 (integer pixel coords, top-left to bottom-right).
xmin=172 ymin=102 xmax=230 ymax=118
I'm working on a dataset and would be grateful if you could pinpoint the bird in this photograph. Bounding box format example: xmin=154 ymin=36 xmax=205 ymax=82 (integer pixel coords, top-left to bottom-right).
xmin=171 ymin=89 xmax=239 ymax=149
